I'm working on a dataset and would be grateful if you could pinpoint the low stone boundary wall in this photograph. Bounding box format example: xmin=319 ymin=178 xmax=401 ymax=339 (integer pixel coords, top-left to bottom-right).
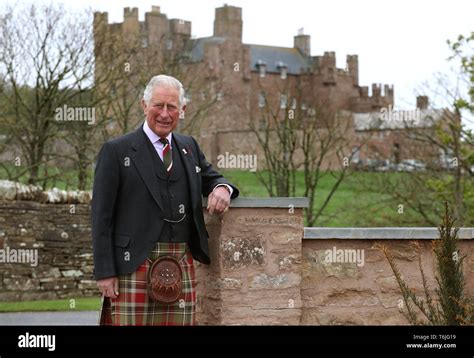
xmin=301 ymin=228 xmax=473 ymax=325
xmin=0 ymin=198 xmax=472 ymax=325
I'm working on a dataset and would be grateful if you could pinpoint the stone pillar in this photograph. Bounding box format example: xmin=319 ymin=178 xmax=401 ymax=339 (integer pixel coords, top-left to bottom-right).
xmin=195 ymin=197 xmax=309 ymax=325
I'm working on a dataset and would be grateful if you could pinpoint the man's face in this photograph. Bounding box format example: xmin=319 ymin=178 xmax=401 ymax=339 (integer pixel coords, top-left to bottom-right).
xmin=141 ymin=86 xmax=185 ymax=138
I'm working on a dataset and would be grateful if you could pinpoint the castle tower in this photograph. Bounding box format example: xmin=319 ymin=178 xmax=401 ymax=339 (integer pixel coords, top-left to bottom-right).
xmin=144 ymin=6 xmax=169 ymax=46
xmin=93 ymin=12 xmax=108 ymax=52
xmin=346 ymin=55 xmax=358 ymax=86
xmin=294 ymin=31 xmax=311 ymax=56
xmin=213 ymin=5 xmax=242 ymax=42
xmin=123 ymin=7 xmax=139 ymax=33
xmin=384 ymin=85 xmax=394 ymax=102
xmin=93 ymin=11 xmax=108 ymax=31
xmin=321 ymin=51 xmax=336 ymax=85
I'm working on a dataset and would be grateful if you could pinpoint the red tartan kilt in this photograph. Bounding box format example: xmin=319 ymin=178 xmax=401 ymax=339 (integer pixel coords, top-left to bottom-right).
xmin=99 ymin=242 xmax=196 ymax=326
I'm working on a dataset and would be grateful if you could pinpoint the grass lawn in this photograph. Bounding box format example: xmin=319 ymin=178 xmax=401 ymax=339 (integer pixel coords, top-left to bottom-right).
xmin=0 ymin=164 xmax=93 ymax=191
xmin=221 ymin=170 xmax=425 ymax=227
xmin=2 ymin=163 xmax=441 ymax=226
xmin=0 ymin=297 xmax=101 ymax=312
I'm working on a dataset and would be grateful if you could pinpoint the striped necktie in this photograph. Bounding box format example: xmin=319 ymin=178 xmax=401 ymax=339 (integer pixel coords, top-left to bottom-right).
xmin=159 ymin=137 xmax=172 ymax=175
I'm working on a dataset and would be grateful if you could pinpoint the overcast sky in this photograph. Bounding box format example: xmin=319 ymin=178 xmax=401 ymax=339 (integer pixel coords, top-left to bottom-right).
xmin=2 ymin=0 xmax=473 ymax=110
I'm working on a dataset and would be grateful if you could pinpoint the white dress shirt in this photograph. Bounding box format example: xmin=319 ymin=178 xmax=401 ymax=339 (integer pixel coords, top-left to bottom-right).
xmin=143 ymin=120 xmax=172 ymax=162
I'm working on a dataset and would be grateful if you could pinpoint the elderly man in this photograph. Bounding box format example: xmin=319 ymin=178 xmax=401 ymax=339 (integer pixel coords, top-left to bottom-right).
xmin=92 ymin=75 xmax=239 ymax=325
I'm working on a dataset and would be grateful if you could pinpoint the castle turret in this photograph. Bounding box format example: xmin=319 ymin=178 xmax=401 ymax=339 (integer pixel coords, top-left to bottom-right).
xmin=145 ymin=6 xmax=168 ymax=45
xmin=346 ymin=55 xmax=358 ymax=86
xmin=123 ymin=7 xmax=139 ymax=30
xmin=213 ymin=5 xmax=242 ymax=42
xmin=294 ymin=30 xmax=311 ymax=56
xmin=123 ymin=7 xmax=139 ymax=42
xmin=93 ymin=11 xmax=108 ymax=29
xmin=384 ymin=85 xmax=394 ymax=101
xmin=93 ymin=11 xmax=109 ymax=46
xmin=321 ymin=51 xmax=336 ymax=85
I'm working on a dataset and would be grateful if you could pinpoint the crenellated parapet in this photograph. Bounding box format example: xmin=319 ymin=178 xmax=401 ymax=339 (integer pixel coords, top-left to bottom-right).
xmin=351 ymin=83 xmax=394 ymax=112
xmin=93 ymin=5 xmax=192 ymax=51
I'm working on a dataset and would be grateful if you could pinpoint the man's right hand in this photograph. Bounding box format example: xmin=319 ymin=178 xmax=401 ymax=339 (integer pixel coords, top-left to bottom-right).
xmin=97 ymin=277 xmax=119 ymax=299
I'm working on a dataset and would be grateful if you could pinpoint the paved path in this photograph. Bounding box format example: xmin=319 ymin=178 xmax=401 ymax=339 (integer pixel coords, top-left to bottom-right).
xmin=0 ymin=311 xmax=99 ymax=325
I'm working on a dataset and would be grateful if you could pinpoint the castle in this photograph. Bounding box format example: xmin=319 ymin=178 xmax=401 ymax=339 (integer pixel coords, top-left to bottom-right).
xmin=93 ymin=5 xmax=438 ymax=169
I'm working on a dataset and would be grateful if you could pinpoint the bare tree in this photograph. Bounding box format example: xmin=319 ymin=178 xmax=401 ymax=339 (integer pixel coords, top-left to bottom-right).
xmin=248 ymin=77 xmax=298 ymax=197
xmin=93 ymin=21 xmax=223 ymax=142
xmin=351 ymin=33 xmax=473 ymax=226
xmin=300 ymin=106 xmax=358 ymax=226
xmin=0 ymin=4 xmax=221 ymax=190
xmin=249 ymin=76 xmax=361 ymax=225
xmin=0 ymin=4 xmax=104 ymax=186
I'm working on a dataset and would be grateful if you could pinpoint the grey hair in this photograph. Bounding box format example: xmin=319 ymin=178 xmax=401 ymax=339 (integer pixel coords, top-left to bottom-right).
xmin=142 ymin=74 xmax=186 ymax=107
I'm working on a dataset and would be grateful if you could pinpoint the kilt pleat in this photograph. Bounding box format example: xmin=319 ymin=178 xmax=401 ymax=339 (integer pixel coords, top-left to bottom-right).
xmin=99 ymin=242 xmax=196 ymax=326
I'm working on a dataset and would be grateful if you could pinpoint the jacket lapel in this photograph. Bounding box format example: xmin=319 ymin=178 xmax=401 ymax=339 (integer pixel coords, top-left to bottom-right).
xmin=129 ymin=127 xmax=164 ymax=212
xmin=173 ymin=133 xmax=199 ymax=210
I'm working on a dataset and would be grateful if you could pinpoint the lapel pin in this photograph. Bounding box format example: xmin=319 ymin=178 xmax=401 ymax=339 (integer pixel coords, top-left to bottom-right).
xmin=182 ymin=148 xmax=188 ymax=155
xmin=195 ymin=166 xmax=201 ymax=173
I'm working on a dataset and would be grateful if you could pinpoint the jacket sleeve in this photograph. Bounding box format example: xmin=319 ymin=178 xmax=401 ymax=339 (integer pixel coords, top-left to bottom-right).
xmin=91 ymin=141 xmax=120 ymax=280
xmin=191 ymin=136 xmax=239 ymax=199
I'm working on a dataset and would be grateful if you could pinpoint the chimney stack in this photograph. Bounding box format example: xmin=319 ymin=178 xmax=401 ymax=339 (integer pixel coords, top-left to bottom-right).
xmin=416 ymin=95 xmax=429 ymax=110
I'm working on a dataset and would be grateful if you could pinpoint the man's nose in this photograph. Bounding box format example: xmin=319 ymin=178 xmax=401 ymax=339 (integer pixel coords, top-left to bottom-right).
xmin=160 ymin=106 xmax=170 ymax=118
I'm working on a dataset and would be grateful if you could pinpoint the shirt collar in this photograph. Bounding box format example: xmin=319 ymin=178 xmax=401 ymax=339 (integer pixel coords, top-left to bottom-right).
xmin=143 ymin=121 xmax=173 ymax=146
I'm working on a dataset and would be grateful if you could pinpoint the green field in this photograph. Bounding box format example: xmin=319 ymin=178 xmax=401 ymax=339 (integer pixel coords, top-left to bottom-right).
xmin=0 ymin=164 xmax=93 ymax=191
xmin=1 ymin=164 xmax=440 ymax=226
xmin=0 ymin=297 xmax=101 ymax=312
xmin=220 ymin=170 xmax=422 ymax=227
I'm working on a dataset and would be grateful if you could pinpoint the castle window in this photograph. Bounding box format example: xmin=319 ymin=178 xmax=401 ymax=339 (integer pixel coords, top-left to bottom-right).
xmin=277 ymin=62 xmax=288 ymax=79
xmin=280 ymin=94 xmax=287 ymax=109
xmin=217 ymin=91 xmax=224 ymax=101
xmin=352 ymin=147 xmax=360 ymax=162
xmin=141 ymin=37 xmax=148 ymax=48
xmin=256 ymin=60 xmax=266 ymax=78
xmin=166 ymin=39 xmax=173 ymax=50
xmin=258 ymin=92 xmax=266 ymax=108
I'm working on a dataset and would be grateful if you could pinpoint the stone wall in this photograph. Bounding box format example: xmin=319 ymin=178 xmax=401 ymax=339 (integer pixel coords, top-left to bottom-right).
xmin=301 ymin=228 xmax=474 ymax=325
xmin=0 ymin=201 xmax=95 ymax=301
xmin=0 ymin=199 xmax=472 ymax=325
